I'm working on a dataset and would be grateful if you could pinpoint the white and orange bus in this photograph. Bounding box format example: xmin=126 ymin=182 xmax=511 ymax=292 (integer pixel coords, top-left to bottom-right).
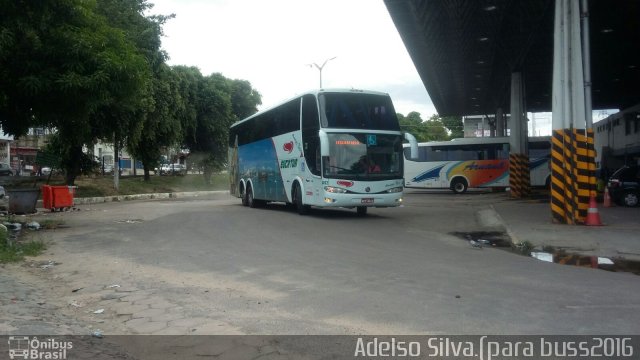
xmin=403 ymin=136 xmax=551 ymax=193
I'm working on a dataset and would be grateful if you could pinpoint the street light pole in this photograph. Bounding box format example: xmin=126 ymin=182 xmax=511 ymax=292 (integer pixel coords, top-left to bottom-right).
xmin=308 ymin=56 xmax=336 ymax=88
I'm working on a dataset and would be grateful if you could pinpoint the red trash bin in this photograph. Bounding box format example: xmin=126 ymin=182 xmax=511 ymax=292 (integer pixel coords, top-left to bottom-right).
xmin=41 ymin=185 xmax=53 ymax=210
xmin=41 ymin=185 xmax=76 ymax=211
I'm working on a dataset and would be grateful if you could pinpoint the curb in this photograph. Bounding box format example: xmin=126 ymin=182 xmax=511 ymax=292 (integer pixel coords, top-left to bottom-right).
xmin=36 ymin=190 xmax=230 ymax=207
xmin=487 ymin=204 xmax=521 ymax=246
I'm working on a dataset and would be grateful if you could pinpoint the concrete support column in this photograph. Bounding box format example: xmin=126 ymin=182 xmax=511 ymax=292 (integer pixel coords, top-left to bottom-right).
xmin=509 ymin=72 xmax=530 ymax=198
xmin=550 ymin=0 xmax=596 ymax=224
xmin=496 ymin=108 xmax=504 ymax=137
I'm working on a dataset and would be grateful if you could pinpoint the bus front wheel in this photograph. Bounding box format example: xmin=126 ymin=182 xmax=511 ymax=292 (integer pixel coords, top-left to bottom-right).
xmin=451 ymin=178 xmax=468 ymax=194
xmin=356 ymin=206 xmax=367 ymax=216
xmin=293 ymin=183 xmax=309 ymax=215
xmin=241 ymin=185 xmax=248 ymax=206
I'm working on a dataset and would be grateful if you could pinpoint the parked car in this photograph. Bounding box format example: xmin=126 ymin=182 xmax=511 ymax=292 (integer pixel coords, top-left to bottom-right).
xmin=160 ymin=163 xmax=187 ymax=176
xmin=0 ymin=163 xmax=14 ymax=176
xmin=607 ymin=165 xmax=640 ymax=207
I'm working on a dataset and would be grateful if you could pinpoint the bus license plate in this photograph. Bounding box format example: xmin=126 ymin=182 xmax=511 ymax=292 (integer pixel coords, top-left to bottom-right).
xmin=361 ymin=198 xmax=374 ymax=204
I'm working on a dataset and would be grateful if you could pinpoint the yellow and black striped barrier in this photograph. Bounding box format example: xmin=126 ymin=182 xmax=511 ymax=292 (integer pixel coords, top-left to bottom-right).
xmin=550 ymin=128 xmax=596 ymax=224
xmin=509 ymin=153 xmax=530 ymax=198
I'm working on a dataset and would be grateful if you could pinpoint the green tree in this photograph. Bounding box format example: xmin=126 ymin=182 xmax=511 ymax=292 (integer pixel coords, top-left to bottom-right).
xmin=0 ymin=0 xmax=151 ymax=185
xmin=441 ymin=115 xmax=464 ymax=139
xmin=128 ymin=64 xmax=185 ymax=180
xmin=424 ymin=114 xmax=450 ymax=141
xmin=398 ymin=111 xmax=449 ymax=142
xmin=229 ymin=79 xmax=262 ymax=120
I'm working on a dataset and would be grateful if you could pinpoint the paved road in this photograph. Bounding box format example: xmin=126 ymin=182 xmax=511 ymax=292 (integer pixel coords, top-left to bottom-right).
xmin=3 ymin=191 xmax=640 ymax=336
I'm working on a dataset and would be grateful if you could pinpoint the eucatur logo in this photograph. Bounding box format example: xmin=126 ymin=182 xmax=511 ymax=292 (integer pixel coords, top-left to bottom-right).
xmin=283 ymin=141 xmax=294 ymax=153
xmin=8 ymin=336 xmax=72 ymax=360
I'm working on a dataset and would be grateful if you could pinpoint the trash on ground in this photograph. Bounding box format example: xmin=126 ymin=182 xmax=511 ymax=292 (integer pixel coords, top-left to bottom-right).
xmin=91 ymin=330 xmax=103 ymax=338
xmin=26 ymin=221 xmax=41 ymax=230
xmin=72 ymin=287 xmax=84 ymax=293
xmin=69 ymin=300 xmax=82 ymax=308
xmin=93 ymin=309 xmax=105 ymax=314
xmin=5 ymin=223 xmax=22 ymax=231
xmin=40 ymin=260 xmax=57 ymax=270
xmin=106 ymin=284 xmax=120 ymax=289
xmin=469 ymin=239 xmax=483 ymax=248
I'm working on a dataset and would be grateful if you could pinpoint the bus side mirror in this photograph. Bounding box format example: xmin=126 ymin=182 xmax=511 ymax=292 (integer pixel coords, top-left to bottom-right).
xmin=319 ymin=130 xmax=330 ymax=157
xmin=404 ymin=132 xmax=418 ymax=160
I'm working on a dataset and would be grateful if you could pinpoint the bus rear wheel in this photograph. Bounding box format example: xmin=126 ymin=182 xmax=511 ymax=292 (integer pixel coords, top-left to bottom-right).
xmin=246 ymin=185 xmax=256 ymax=208
xmin=293 ymin=183 xmax=309 ymax=215
xmin=451 ymin=178 xmax=468 ymax=194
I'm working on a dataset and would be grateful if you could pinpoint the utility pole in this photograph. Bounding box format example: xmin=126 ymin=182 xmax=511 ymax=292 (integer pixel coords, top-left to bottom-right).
xmin=308 ymin=57 xmax=336 ymax=88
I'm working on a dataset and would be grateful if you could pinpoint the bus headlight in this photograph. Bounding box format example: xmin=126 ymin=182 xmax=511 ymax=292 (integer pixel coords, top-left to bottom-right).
xmin=386 ymin=187 xmax=403 ymax=193
xmin=324 ymin=186 xmax=347 ymax=194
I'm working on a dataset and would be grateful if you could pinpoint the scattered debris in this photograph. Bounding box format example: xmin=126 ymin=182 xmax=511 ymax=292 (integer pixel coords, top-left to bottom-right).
xmin=91 ymin=330 xmax=103 ymax=338
xmin=115 ymin=219 xmax=143 ymax=224
xmin=469 ymin=239 xmax=483 ymax=248
xmin=40 ymin=260 xmax=57 ymax=270
xmin=72 ymin=287 xmax=84 ymax=293
xmin=26 ymin=221 xmax=41 ymax=230
xmin=93 ymin=309 xmax=105 ymax=314
xmin=106 ymin=284 xmax=120 ymax=289
xmin=5 ymin=223 xmax=22 ymax=231
xmin=69 ymin=300 xmax=82 ymax=308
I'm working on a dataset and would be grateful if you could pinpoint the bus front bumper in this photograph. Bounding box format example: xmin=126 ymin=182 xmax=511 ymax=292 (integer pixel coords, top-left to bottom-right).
xmin=320 ymin=192 xmax=404 ymax=208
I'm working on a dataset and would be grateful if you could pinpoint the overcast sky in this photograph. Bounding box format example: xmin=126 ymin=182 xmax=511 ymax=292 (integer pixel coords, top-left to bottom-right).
xmin=148 ymin=0 xmax=438 ymax=119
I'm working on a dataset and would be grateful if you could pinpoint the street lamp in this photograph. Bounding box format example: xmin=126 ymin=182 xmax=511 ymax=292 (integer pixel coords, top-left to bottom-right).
xmin=308 ymin=56 xmax=336 ymax=88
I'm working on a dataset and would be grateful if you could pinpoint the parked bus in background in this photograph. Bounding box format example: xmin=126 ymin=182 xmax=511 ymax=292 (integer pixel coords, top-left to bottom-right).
xmin=229 ymin=89 xmax=418 ymax=215
xmin=403 ymin=136 xmax=551 ymax=193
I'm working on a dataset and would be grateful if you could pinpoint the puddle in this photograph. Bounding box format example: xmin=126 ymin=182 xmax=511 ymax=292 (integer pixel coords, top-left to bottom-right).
xmin=451 ymin=231 xmax=640 ymax=275
xmin=450 ymin=231 xmax=512 ymax=247
xmin=531 ymin=251 xmax=640 ymax=275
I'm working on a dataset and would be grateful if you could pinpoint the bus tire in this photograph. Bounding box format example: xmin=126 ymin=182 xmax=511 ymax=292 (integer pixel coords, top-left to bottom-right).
xmin=293 ymin=182 xmax=309 ymax=215
xmin=451 ymin=178 xmax=468 ymax=194
xmin=356 ymin=206 xmax=367 ymax=216
xmin=241 ymin=184 xmax=248 ymax=206
xmin=246 ymin=185 xmax=257 ymax=208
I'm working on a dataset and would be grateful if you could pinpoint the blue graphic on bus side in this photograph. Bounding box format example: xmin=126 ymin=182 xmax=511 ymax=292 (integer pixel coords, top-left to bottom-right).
xmin=412 ymin=164 xmax=446 ymax=182
xmin=238 ymin=138 xmax=287 ymax=202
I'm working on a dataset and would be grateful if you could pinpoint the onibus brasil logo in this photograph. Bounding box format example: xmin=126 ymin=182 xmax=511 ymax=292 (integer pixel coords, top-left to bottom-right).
xmin=8 ymin=336 xmax=72 ymax=360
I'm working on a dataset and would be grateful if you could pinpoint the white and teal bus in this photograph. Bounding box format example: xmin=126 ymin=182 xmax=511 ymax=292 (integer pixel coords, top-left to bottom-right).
xmin=403 ymin=136 xmax=551 ymax=193
xmin=229 ymin=89 xmax=418 ymax=215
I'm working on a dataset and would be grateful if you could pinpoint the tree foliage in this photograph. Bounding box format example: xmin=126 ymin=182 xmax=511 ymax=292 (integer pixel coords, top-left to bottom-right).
xmin=441 ymin=115 xmax=464 ymax=139
xmin=0 ymin=0 xmax=151 ymax=184
xmin=398 ymin=112 xmax=449 ymax=142
xmin=0 ymin=0 xmax=262 ymax=187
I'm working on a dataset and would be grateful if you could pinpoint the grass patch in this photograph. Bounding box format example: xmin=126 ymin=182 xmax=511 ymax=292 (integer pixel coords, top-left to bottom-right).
xmin=0 ymin=228 xmax=46 ymax=263
xmin=4 ymin=172 xmax=229 ymax=198
xmin=38 ymin=219 xmax=66 ymax=230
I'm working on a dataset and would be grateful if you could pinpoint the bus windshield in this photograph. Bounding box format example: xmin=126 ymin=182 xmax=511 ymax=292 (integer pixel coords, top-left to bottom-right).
xmin=320 ymin=93 xmax=401 ymax=130
xmin=323 ymin=133 xmax=403 ymax=180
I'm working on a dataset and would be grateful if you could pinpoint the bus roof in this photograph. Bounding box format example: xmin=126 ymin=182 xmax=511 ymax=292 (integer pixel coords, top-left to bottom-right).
xmin=230 ymin=88 xmax=392 ymax=128
xmin=404 ymin=136 xmax=551 ymax=147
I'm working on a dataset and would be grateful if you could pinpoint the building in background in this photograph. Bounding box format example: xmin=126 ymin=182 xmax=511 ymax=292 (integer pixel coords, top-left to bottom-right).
xmin=594 ymin=105 xmax=640 ymax=174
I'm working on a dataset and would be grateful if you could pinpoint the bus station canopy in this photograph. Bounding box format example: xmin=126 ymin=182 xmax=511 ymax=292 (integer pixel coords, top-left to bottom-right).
xmin=384 ymin=0 xmax=640 ymax=116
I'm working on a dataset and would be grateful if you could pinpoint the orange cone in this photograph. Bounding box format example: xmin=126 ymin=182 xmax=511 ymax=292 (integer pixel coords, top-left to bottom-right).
xmin=603 ymin=187 xmax=612 ymax=208
xmin=585 ymin=195 xmax=603 ymax=226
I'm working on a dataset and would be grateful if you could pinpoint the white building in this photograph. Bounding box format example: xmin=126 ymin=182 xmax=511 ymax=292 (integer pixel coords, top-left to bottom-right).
xmin=594 ymin=104 xmax=640 ymax=172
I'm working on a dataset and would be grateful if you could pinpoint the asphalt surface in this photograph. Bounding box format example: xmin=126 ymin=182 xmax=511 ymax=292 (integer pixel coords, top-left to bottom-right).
xmin=2 ymin=190 xmax=640 ymax=338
